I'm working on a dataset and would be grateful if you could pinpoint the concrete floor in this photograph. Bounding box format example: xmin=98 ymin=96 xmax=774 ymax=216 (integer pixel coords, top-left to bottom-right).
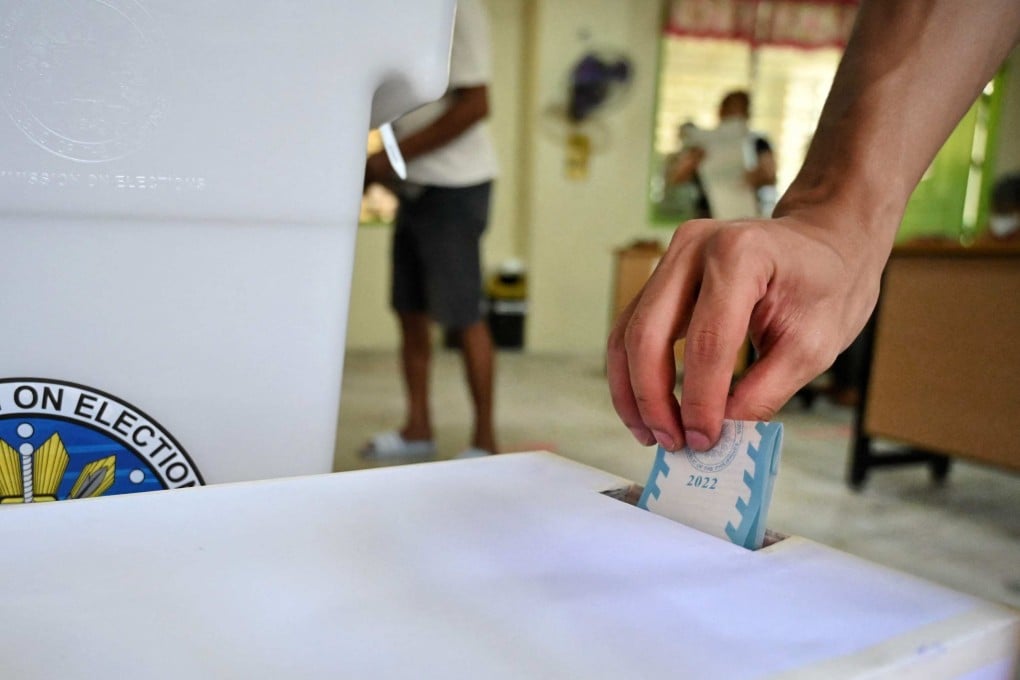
xmin=335 ymin=349 xmax=1020 ymax=609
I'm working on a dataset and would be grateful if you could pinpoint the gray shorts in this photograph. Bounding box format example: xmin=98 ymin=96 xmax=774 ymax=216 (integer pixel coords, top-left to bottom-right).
xmin=391 ymin=181 xmax=492 ymax=329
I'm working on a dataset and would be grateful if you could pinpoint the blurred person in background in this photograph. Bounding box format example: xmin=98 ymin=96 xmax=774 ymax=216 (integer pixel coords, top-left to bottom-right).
xmin=362 ymin=0 xmax=498 ymax=460
xmin=667 ymin=91 xmax=777 ymax=220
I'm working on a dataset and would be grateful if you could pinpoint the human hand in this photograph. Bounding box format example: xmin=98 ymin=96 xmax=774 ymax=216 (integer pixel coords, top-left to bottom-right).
xmin=666 ymin=147 xmax=706 ymax=186
xmin=744 ymin=168 xmax=766 ymax=189
xmin=364 ymin=151 xmax=395 ymax=191
xmin=607 ymin=211 xmax=886 ymax=452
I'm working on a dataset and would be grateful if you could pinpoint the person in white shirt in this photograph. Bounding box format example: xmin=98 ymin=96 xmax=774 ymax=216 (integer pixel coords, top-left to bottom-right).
xmin=362 ymin=0 xmax=498 ymax=460
xmin=667 ymin=91 xmax=777 ymax=221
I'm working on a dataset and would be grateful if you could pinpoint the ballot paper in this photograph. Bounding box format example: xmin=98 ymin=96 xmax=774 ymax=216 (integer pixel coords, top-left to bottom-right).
xmin=684 ymin=120 xmax=760 ymax=220
xmin=638 ymin=420 xmax=783 ymax=550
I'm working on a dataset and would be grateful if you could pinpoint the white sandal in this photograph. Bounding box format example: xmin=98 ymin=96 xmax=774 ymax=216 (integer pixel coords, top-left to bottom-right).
xmin=454 ymin=447 xmax=492 ymax=459
xmin=359 ymin=431 xmax=436 ymax=460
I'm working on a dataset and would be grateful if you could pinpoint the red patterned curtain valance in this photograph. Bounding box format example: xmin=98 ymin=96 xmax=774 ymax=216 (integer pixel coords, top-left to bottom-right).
xmin=667 ymin=0 xmax=859 ymax=50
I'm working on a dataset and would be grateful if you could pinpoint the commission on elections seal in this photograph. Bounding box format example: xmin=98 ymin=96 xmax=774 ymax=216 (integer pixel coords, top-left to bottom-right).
xmin=686 ymin=420 xmax=743 ymax=473
xmin=0 ymin=0 xmax=168 ymax=162
xmin=0 ymin=379 xmax=202 ymax=504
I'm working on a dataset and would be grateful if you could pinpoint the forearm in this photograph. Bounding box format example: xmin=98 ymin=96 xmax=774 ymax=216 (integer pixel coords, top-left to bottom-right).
xmin=397 ymin=86 xmax=489 ymax=161
xmin=667 ymin=156 xmax=699 ymax=184
xmin=779 ymin=0 xmax=1020 ymax=252
xmin=666 ymin=148 xmax=705 ymax=185
xmin=747 ymin=151 xmax=776 ymax=188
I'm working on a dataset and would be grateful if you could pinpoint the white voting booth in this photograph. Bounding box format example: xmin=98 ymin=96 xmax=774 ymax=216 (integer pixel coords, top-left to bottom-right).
xmin=0 ymin=0 xmax=456 ymax=500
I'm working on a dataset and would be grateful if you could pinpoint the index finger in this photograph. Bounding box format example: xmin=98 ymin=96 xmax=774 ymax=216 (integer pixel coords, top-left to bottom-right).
xmin=607 ymin=290 xmax=657 ymax=447
xmin=620 ymin=236 xmax=703 ymax=451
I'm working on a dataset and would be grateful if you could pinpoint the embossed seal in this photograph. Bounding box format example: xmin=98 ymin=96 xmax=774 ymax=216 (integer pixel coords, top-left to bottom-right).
xmin=686 ymin=420 xmax=743 ymax=473
xmin=0 ymin=0 xmax=167 ymax=162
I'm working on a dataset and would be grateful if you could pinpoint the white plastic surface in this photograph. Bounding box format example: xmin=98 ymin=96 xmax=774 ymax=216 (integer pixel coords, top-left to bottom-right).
xmin=0 ymin=453 xmax=1015 ymax=678
xmin=0 ymin=1 xmax=456 ymax=489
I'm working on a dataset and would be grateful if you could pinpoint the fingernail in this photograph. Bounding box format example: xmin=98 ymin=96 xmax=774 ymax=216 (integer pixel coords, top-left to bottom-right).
xmin=628 ymin=427 xmax=656 ymax=447
xmin=685 ymin=430 xmax=712 ymax=452
xmin=652 ymin=430 xmax=677 ymax=452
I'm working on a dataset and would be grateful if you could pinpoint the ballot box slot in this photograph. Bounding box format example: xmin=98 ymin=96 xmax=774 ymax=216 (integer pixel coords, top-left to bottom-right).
xmin=600 ymin=484 xmax=789 ymax=549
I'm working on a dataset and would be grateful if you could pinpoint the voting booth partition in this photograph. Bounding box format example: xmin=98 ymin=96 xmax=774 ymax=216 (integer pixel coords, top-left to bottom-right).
xmin=0 ymin=0 xmax=457 ymax=502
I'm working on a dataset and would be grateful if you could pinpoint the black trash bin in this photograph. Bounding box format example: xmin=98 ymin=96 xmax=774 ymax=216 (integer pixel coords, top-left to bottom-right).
xmin=486 ymin=260 xmax=527 ymax=350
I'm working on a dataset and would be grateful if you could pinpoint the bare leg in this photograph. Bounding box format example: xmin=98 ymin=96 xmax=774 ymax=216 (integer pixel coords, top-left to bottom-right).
xmin=398 ymin=312 xmax=433 ymax=442
xmin=459 ymin=320 xmax=497 ymax=453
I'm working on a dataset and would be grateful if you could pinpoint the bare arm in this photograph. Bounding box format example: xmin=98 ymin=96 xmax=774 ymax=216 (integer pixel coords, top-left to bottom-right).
xmin=666 ymin=147 xmax=706 ymax=185
xmin=365 ymin=85 xmax=489 ymax=184
xmin=779 ymin=0 xmax=1019 ymax=272
xmin=608 ymin=0 xmax=1020 ymax=452
xmin=746 ymin=148 xmax=776 ymax=189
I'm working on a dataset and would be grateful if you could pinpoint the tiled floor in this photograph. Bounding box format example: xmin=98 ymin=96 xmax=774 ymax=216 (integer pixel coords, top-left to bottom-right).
xmin=335 ymin=349 xmax=1020 ymax=609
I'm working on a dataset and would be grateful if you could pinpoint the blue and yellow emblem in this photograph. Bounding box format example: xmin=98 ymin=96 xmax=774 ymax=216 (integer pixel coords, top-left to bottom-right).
xmin=0 ymin=379 xmax=203 ymax=504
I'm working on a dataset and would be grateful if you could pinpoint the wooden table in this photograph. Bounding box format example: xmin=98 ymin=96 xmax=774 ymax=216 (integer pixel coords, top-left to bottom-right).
xmin=850 ymin=244 xmax=1020 ymax=487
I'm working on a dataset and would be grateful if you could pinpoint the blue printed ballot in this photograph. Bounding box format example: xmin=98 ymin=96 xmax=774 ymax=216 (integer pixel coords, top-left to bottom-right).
xmin=638 ymin=420 xmax=783 ymax=550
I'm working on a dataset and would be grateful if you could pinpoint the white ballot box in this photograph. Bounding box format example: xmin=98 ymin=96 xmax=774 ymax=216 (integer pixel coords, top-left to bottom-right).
xmin=0 ymin=0 xmax=456 ymax=500
xmin=0 ymin=453 xmax=1016 ymax=678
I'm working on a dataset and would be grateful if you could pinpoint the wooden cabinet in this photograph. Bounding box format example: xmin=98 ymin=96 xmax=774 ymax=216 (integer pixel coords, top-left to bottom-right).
xmin=851 ymin=244 xmax=1020 ymax=486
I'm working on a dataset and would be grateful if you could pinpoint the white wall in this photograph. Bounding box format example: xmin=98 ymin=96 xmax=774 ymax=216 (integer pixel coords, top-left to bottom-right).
xmin=522 ymin=0 xmax=667 ymax=353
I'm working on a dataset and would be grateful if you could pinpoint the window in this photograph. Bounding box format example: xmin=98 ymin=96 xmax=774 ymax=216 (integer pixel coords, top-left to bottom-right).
xmin=752 ymin=46 xmax=841 ymax=191
xmin=649 ymin=35 xmax=841 ymax=223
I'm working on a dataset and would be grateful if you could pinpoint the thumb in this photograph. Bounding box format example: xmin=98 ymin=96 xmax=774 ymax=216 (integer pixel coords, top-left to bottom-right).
xmin=727 ymin=341 xmax=828 ymax=422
